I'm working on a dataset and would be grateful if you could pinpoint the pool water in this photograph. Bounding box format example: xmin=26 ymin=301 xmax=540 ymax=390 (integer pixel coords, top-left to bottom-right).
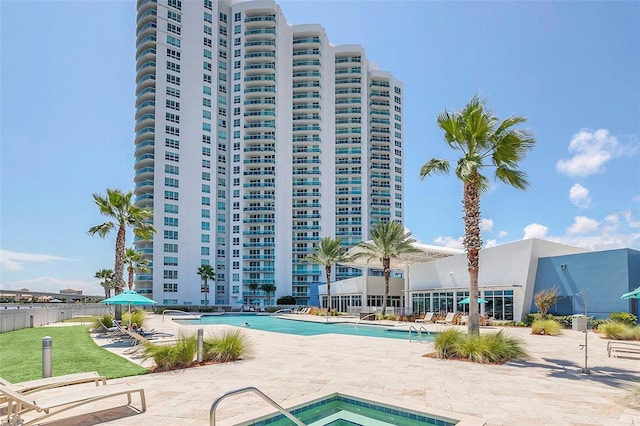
xmin=175 ymin=314 xmax=434 ymax=342
xmin=240 ymin=394 xmax=458 ymax=426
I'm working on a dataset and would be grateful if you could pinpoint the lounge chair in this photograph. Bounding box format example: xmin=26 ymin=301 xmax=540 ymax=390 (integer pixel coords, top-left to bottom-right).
xmin=607 ymin=340 xmax=640 ymax=359
xmin=1 ymin=383 xmax=145 ymax=426
xmin=436 ymin=312 xmax=456 ymax=325
xmin=415 ymin=312 xmax=434 ymax=323
xmin=458 ymin=315 xmax=469 ymax=325
xmin=0 ymin=372 xmax=106 ymax=406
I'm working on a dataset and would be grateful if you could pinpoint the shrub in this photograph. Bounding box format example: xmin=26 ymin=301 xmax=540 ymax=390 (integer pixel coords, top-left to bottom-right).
xmin=142 ymin=334 xmax=197 ymax=371
xmin=122 ymin=309 xmax=146 ymax=328
xmin=276 ymin=295 xmax=296 ymax=305
xmin=94 ymin=313 xmax=114 ymax=330
xmin=434 ymin=329 xmax=464 ymax=359
xmin=203 ymin=329 xmax=251 ymax=362
xmin=549 ymin=315 xmax=572 ymax=328
xmin=455 ymin=334 xmax=491 ymax=363
xmin=531 ymin=319 xmax=562 ymax=336
xmin=483 ymin=331 xmax=529 ymax=363
xmin=434 ymin=330 xmax=528 ymax=363
xmin=608 ymin=312 xmax=638 ymax=327
xmin=628 ymin=326 xmax=640 ymax=340
xmin=590 ymin=318 xmax=607 ymax=330
xmin=598 ymin=322 xmax=633 ymax=340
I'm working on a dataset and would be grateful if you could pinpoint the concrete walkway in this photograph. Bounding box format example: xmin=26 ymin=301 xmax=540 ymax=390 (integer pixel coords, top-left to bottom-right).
xmin=28 ymin=314 xmax=640 ymax=425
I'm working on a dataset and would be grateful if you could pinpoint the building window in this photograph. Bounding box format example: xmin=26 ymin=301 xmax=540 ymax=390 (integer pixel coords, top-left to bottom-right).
xmin=164 ymin=230 xmax=178 ymax=240
xmin=163 ymin=283 xmax=178 ymax=292
xmin=167 ymin=35 xmax=181 ymax=48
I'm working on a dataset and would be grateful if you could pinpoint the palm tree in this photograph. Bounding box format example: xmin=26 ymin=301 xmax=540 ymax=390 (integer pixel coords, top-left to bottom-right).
xmin=306 ymin=237 xmax=355 ymax=313
xmin=124 ymin=247 xmax=150 ymax=290
xmin=260 ymin=283 xmax=276 ymax=307
xmin=94 ymin=269 xmax=114 ymax=298
xmin=196 ymin=264 xmax=215 ymax=306
xmin=88 ymin=189 xmax=155 ymax=297
xmin=248 ymin=282 xmax=260 ymax=307
xmin=419 ymin=95 xmax=535 ymax=335
xmin=355 ymin=222 xmax=422 ymax=316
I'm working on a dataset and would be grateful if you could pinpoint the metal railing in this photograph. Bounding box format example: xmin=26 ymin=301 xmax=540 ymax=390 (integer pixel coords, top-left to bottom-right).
xmin=409 ymin=325 xmax=431 ymax=343
xmin=270 ymin=309 xmax=292 ymax=316
xmin=162 ymin=309 xmax=201 ymax=322
xmin=210 ymin=386 xmax=305 ymax=426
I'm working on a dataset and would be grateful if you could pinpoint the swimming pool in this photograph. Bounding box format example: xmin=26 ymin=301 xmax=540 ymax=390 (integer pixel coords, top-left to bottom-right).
xmin=174 ymin=314 xmax=434 ymax=342
xmin=238 ymin=393 xmax=458 ymax=426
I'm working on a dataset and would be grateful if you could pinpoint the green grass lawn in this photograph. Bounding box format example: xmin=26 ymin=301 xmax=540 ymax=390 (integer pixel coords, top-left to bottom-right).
xmin=0 ymin=326 xmax=148 ymax=382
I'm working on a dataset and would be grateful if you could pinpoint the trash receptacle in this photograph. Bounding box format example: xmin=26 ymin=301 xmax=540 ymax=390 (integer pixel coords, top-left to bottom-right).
xmin=572 ymin=314 xmax=587 ymax=331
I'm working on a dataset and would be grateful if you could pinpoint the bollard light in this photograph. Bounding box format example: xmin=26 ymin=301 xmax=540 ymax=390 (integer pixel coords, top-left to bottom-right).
xmin=42 ymin=336 xmax=52 ymax=378
xmin=197 ymin=328 xmax=204 ymax=363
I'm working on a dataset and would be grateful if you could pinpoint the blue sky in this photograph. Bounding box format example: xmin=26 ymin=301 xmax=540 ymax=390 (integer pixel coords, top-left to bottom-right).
xmin=1 ymin=0 xmax=638 ymax=296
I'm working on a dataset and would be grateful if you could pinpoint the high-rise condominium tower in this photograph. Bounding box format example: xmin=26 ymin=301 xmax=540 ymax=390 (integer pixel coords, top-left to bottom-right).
xmin=133 ymin=0 xmax=404 ymax=307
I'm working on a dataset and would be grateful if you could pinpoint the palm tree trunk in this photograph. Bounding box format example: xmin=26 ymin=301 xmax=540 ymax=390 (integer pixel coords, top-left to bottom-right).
xmin=204 ymin=278 xmax=208 ymax=306
xmin=114 ymin=225 xmax=126 ymax=294
xmin=114 ymin=225 xmax=126 ymax=320
xmin=382 ymin=257 xmax=390 ymax=316
xmin=463 ymin=176 xmax=482 ymax=335
xmin=127 ymin=267 xmax=134 ymax=290
xmin=325 ymin=265 xmax=332 ymax=313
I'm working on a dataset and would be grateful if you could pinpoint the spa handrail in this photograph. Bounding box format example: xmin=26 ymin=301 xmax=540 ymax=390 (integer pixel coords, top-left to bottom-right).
xmin=210 ymin=386 xmax=305 ymax=426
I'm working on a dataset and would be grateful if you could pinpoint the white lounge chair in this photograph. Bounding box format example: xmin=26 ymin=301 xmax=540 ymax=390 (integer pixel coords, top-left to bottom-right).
xmin=0 ymin=383 xmax=146 ymax=426
xmin=0 ymin=372 xmax=106 ymax=396
xmin=436 ymin=312 xmax=456 ymax=325
xmin=415 ymin=312 xmax=434 ymax=323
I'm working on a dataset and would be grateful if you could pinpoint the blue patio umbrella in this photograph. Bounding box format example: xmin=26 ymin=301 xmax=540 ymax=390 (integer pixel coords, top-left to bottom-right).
xmin=621 ymin=286 xmax=640 ymax=299
xmin=458 ymin=297 xmax=488 ymax=305
xmin=101 ymin=290 xmax=157 ymax=326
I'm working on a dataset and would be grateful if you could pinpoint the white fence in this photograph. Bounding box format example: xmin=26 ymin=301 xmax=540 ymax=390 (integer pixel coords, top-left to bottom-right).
xmin=0 ymin=304 xmax=110 ymax=333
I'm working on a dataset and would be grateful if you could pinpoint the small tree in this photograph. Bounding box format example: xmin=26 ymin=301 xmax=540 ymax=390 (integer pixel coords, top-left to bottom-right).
xmin=248 ymin=282 xmax=260 ymax=306
xmin=534 ymin=286 xmax=559 ymax=316
xmin=124 ymin=247 xmax=150 ymax=290
xmin=260 ymin=283 xmax=276 ymax=307
xmin=95 ymin=269 xmax=114 ymax=298
xmin=197 ymin=265 xmax=215 ymax=306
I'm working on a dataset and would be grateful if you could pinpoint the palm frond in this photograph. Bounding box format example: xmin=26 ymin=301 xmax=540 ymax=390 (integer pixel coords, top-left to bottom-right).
xmin=419 ymin=158 xmax=450 ymax=179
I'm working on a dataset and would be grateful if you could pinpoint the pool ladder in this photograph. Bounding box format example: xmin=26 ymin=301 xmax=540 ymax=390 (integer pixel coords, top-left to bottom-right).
xmin=210 ymin=386 xmax=305 ymax=426
xmin=409 ymin=325 xmax=431 ymax=343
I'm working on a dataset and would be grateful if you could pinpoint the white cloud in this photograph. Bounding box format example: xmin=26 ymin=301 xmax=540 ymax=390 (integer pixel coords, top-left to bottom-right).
xmin=1 ymin=276 xmax=102 ymax=295
xmin=566 ymin=216 xmax=600 ymax=235
xmin=0 ymin=250 xmax=74 ymax=271
xmin=569 ymin=183 xmax=591 ymax=209
xmin=520 ymin=212 xmax=639 ymax=251
xmin=498 ymin=231 xmax=508 ymax=238
xmin=480 ymin=218 xmax=493 ymax=232
xmin=556 ymin=129 xmax=625 ymax=177
xmin=622 ymin=209 xmax=640 ymax=228
xmin=484 ymin=239 xmax=498 ymax=248
xmin=433 ymin=236 xmax=464 ymax=249
xmin=523 ymin=223 xmax=549 ymax=239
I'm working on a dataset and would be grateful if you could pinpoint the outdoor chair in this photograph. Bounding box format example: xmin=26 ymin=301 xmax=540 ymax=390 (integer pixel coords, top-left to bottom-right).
xmin=0 ymin=372 xmax=106 ymax=405
xmin=458 ymin=315 xmax=469 ymax=325
xmin=0 ymin=383 xmax=145 ymax=426
xmin=436 ymin=312 xmax=456 ymax=325
xmin=415 ymin=312 xmax=434 ymax=323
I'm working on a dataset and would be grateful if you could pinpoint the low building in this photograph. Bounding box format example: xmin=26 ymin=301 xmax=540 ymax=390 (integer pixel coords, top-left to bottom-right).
xmin=320 ymin=238 xmax=640 ymax=321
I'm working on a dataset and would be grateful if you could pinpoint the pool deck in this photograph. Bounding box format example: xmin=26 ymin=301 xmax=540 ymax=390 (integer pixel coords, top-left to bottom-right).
xmin=33 ymin=313 xmax=640 ymax=425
